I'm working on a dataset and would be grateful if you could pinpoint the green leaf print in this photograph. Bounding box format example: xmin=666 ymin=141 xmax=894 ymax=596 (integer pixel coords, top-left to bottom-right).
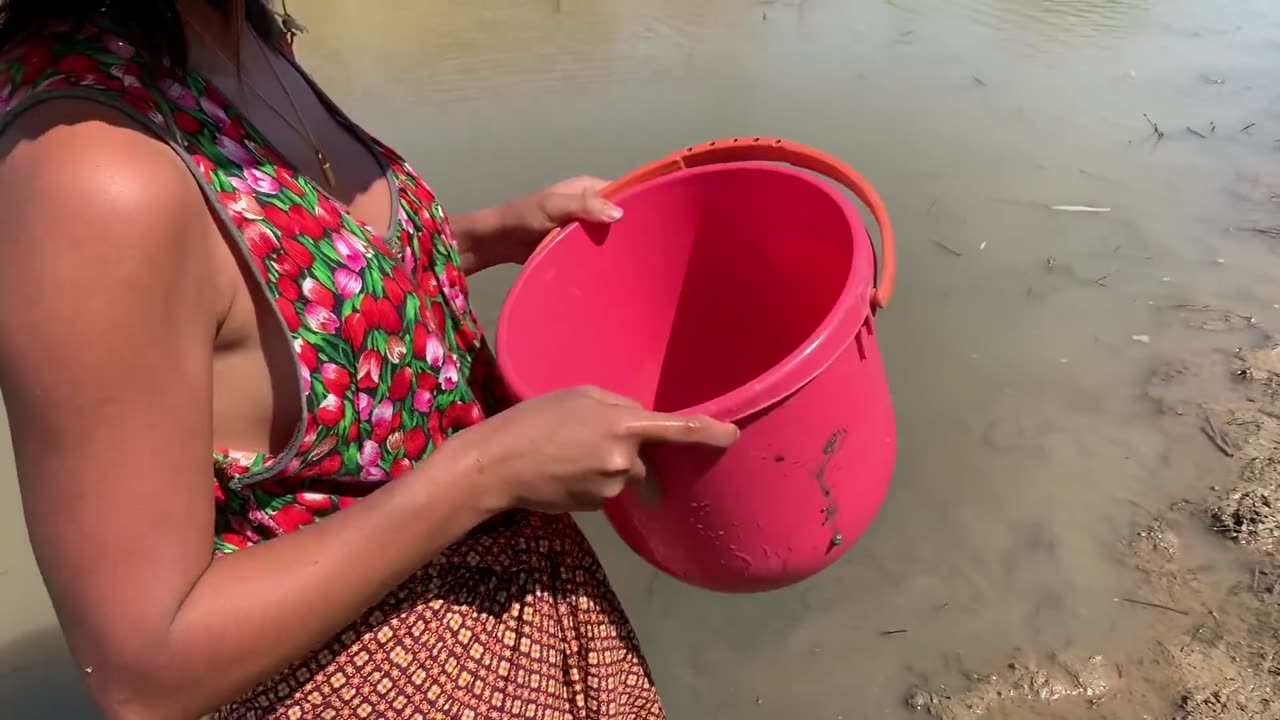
xmin=301 ymin=179 xmax=320 ymax=210
xmin=340 ymin=213 xmax=364 ymax=238
xmin=312 ymin=238 xmax=344 ymax=266
xmin=310 ymin=260 xmax=335 ymax=289
xmin=342 ymin=442 xmax=359 ymax=469
xmin=259 ymin=193 xmax=292 ymax=212
xmin=363 ymin=268 xmax=384 ymax=296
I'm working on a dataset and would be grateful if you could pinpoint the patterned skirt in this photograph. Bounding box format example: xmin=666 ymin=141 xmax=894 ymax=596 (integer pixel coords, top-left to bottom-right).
xmin=215 ymin=511 xmax=665 ymax=720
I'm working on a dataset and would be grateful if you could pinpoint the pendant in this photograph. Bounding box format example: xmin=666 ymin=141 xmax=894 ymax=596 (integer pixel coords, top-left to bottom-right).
xmin=316 ymin=149 xmax=337 ymax=191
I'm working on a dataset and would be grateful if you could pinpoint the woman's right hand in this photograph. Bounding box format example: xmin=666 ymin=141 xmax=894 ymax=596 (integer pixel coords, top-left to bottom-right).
xmin=450 ymin=386 xmax=740 ymax=513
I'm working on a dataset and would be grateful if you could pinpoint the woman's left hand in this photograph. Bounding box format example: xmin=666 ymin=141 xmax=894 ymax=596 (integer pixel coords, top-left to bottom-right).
xmin=452 ymin=176 xmax=623 ymax=274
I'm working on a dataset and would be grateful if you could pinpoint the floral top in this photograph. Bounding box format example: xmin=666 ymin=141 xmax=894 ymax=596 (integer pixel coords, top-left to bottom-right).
xmin=0 ymin=23 xmax=507 ymax=554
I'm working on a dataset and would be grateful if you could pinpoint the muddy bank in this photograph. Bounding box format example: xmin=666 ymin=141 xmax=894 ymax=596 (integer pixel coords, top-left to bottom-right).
xmin=908 ymin=339 xmax=1280 ymax=720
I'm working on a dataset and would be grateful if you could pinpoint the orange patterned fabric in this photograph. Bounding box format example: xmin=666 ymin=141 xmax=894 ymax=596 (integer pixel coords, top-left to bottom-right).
xmin=215 ymin=513 xmax=664 ymax=719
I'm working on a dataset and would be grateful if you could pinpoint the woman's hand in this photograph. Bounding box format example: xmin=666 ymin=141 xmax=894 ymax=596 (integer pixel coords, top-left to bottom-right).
xmin=451 ymin=176 xmax=624 ymax=274
xmin=448 ymin=386 xmax=739 ymax=513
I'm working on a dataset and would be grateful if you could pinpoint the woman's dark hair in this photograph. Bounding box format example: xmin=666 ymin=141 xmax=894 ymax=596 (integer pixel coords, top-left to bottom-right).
xmin=0 ymin=0 xmax=282 ymax=67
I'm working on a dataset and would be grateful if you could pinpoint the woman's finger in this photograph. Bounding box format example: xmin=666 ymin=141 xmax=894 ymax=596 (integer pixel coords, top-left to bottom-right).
xmin=539 ymin=187 xmax=622 ymax=224
xmin=621 ymin=410 xmax=740 ymax=448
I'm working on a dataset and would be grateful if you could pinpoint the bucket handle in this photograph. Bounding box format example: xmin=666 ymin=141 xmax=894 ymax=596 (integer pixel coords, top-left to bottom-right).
xmin=600 ymin=137 xmax=897 ymax=310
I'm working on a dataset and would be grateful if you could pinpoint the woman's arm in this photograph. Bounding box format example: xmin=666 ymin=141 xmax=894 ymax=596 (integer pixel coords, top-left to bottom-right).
xmin=450 ymin=176 xmax=622 ymax=274
xmin=0 ymin=101 xmax=506 ymax=720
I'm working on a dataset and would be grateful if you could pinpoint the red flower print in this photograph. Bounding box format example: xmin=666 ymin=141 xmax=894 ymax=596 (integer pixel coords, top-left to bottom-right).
xmin=315 ymin=198 xmax=342 ymax=231
xmin=420 ymin=273 xmax=441 ymax=299
xmin=270 ymin=253 xmax=302 ymax=278
xmin=288 ymin=204 xmax=325 ymax=239
xmin=192 ymin=154 xmax=216 ymax=181
xmin=443 ymin=401 xmax=484 ymax=431
xmin=454 ymin=322 xmax=476 ymax=350
xmin=316 ymin=394 xmax=344 ymax=427
xmin=270 ymin=503 xmax=314 ymax=533
xmin=224 ymin=117 xmax=248 ymax=142
xmin=281 ymin=237 xmax=314 ymax=269
xmin=295 ymin=492 xmax=336 ymax=512
xmin=303 ymin=303 xmax=339 ymax=334
xmin=385 ymin=335 xmax=408 ymax=364
xmin=376 ymin=298 xmax=402 ymax=334
xmin=442 ymin=261 xmax=464 ymax=290
xmin=302 ymin=277 xmax=335 ymax=310
xmin=412 ymin=323 xmax=428 ymax=360
xmin=315 ymin=453 xmax=342 ymax=477
xmin=416 ymin=371 xmax=439 ymax=394
xmin=219 ymin=532 xmax=250 ymax=550
xmin=274 ymin=297 xmax=301 ymax=332
xmin=295 ymin=339 xmax=319 ymax=373
xmin=403 ymin=427 xmax=428 ymax=459
xmin=356 ymin=350 xmax=382 ymax=389
xmin=213 ymin=479 xmax=226 ymax=502
xmin=389 ymin=457 xmax=414 ymax=479
xmin=320 ymin=363 xmax=351 ymax=395
xmin=276 ymin=275 xmax=302 ymax=302
xmin=342 ymin=310 xmax=367 ymax=348
xmin=347 ymin=422 xmax=360 ymax=442
xmin=371 ymin=400 xmax=395 ymax=443
xmin=17 ymin=42 xmax=53 ymax=79
xmin=359 ymin=294 xmax=378 ymax=321
xmin=307 ymin=433 xmax=337 ymax=462
xmin=429 ymin=302 xmax=447 ymax=337
xmin=274 ymin=166 xmax=305 ymax=197
xmin=382 ymin=273 xmax=405 ymax=307
xmin=387 ymin=430 xmax=405 ymax=455
xmin=263 ymin=204 xmax=297 ymax=237
xmin=388 ymin=366 xmax=412 ymax=401
xmin=173 ymin=110 xmax=201 ymax=134
xmin=53 ymin=54 xmax=99 ymax=74
xmin=297 ymin=421 xmax=318 ymax=453
xmin=427 ymin=410 xmax=444 ymax=446
xmin=241 ymin=221 xmax=277 ymax=258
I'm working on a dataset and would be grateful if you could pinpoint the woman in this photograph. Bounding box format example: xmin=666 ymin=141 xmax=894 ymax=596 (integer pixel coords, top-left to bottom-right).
xmin=0 ymin=1 xmax=738 ymax=718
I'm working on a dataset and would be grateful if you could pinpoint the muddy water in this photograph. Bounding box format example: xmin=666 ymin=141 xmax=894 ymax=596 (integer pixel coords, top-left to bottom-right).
xmin=5 ymin=0 xmax=1280 ymax=717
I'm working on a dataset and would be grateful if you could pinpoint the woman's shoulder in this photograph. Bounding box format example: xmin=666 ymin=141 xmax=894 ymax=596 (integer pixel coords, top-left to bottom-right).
xmin=1 ymin=95 xmax=198 ymax=231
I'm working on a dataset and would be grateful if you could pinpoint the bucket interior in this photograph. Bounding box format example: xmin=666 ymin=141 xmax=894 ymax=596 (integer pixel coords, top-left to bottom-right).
xmin=499 ymin=163 xmax=859 ymax=415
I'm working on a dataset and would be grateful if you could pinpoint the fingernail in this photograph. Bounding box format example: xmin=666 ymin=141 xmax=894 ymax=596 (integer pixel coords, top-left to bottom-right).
xmin=602 ymin=203 xmax=624 ymax=221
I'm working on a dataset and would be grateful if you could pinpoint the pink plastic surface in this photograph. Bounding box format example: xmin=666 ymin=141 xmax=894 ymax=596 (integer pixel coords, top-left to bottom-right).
xmin=495 ymin=139 xmax=896 ymax=593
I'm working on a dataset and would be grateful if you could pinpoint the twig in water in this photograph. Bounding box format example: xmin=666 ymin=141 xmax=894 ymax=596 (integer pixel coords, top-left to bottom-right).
xmin=1241 ymin=122 xmax=1256 ymax=133
xmin=1050 ymin=205 xmax=1111 ymax=213
xmin=1187 ymin=126 xmax=1207 ymax=139
xmin=1094 ymin=272 xmax=1113 ymax=287
xmin=881 ymin=629 xmax=909 ymax=636
xmin=1144 ymin=113 xmax=1165 ymax=140
xmin=1117 ymin=597 xmax=1190 ymax=616
xmin=972 ymin=75 xmax=987 ymax=87
xmin=931 ymin=238 xmax=964 ymax=257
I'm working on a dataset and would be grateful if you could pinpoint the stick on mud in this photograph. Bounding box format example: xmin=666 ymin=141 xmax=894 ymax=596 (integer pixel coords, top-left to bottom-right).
xmin=1116 ymin=597 xmax=1190 ymax=616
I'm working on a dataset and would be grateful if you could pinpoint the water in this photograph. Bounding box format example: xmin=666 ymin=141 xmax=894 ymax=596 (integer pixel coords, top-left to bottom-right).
xmin=4 ymin=0 xmax=1280 ymax=716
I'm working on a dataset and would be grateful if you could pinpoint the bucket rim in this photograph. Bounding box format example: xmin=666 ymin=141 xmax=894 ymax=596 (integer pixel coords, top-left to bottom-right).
xmin=496 ymin=161 xmax=876 ymax=423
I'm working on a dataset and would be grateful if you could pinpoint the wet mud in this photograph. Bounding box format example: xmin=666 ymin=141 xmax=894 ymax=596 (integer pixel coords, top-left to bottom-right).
xmin=909 ymin=338 xmax=1280 ymax=719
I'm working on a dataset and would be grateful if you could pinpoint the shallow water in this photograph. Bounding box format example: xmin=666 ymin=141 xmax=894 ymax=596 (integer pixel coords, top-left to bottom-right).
xmin=4 ymin=0 xmax=1280 ymax=716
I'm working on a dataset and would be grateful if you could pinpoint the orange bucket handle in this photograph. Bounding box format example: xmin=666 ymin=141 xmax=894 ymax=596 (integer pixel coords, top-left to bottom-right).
xmin=602 ymin=137 xmax=896 ymax=311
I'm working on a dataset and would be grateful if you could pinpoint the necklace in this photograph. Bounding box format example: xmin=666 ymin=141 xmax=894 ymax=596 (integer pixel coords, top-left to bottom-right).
xmin=190 ymin=23 xmax=338 ymax=191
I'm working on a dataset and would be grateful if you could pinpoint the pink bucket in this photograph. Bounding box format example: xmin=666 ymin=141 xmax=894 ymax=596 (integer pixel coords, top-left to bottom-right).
xmin=495 ymin=137 xmax=897 ymax=593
